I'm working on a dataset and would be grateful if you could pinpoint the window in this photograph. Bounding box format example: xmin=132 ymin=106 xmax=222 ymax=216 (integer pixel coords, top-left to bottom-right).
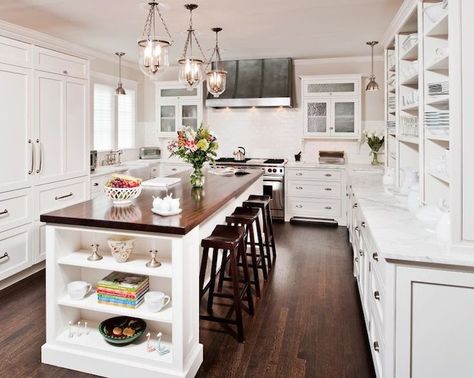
xmin=93 ymin=78 xmax=137 ymax=151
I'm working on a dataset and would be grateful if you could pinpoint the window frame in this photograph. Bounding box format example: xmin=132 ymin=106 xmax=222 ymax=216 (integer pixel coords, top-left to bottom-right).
xmin=91 ymin=72 xmax=138 ymax=152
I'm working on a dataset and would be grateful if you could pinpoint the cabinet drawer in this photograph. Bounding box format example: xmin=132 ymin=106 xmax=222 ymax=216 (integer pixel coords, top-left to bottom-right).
xmin=370 ymin=315 xmax=384 ymax=378
xmin=287 ymin=169 xmax=341 ymax=181
xmin=288 ymin=180 xmax=341 ymax=198
xmin=0 ymin=36 xmax=31 ymax=68
xmin=0 ymin=225 xmax=32 ymax=281
xmin=0 ymin=189 xmax=32 ymax=232
xmin=287 ymin=197 xmax=341 ymax=218
xmin=90 ymin=174 xmax=109 ymax=194
xmin=370 ymin=267 xmax=385 ymax=328
xmin=34 ymin=47 xmax=88 ymax=79
xmin=38 ymin=178 xmax=88 ymax=216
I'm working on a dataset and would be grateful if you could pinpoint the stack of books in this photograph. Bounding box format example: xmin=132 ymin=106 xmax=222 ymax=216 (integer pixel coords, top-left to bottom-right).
xmin=96 ymin=272 xmax=149 ymax=309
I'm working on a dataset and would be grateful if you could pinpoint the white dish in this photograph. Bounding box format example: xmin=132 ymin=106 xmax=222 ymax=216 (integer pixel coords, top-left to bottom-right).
xmin=151 ymin=208 xmax=182 ymax=216
xmin=141 ymin=177 xmax=181 ymax=188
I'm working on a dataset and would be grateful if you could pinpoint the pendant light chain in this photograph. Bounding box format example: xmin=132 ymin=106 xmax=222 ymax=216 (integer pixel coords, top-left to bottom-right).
xmin=142 ymin=2 xmax=173 ymax=42
xmin=181 ymin=6 xmax=206 ymax=61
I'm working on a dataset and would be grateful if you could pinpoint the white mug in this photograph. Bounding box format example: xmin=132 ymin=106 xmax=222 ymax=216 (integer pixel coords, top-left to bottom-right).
xmin=144 ymin=291 xmax=171 ymax=312
xmin=67 ymin=281 xmax=92 ymax=300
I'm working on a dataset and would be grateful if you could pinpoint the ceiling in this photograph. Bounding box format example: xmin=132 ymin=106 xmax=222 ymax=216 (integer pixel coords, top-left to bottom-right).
xmin=0 ymin=0 xmax=403 ymax=65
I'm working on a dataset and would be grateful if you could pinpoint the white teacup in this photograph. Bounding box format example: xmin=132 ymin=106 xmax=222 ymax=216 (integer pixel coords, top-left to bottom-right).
xmin=67 ymin=281 xmax=92 ymax=300
xmin=144 ymin=291 xmax=171 ymax=312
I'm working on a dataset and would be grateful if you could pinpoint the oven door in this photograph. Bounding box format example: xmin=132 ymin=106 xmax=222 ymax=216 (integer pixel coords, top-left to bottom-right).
xmin=263 ymin=176 xmax=284 ymax=220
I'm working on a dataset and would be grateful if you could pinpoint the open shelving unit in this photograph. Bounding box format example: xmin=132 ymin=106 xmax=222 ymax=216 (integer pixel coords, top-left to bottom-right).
xmin=384 ymin=0 xmax=450 ymax=207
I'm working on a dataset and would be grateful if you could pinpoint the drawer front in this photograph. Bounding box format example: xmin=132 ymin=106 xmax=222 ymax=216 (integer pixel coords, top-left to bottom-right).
xmin=369 ymin=267 xmax=385 ymax=328
xmin=0 ymin=36 xmax=31 ymax=68
xmin=287 ymin=197 xmax=341 ymax=218
xmin=0 ymin=189 xmax=32 ymax=232
xmin=288 ymin=180 xmax=341 ymax=199
xmin=370 ymin=315 xmax=384 ymax=378
xmin=90 ymin=174 xmax=110 ymax=194
xmin=34 ymin=47 xmax=88 ymax=79
xmin=161 ymin=164 xmax=191 ymax=176
xmin=38 ymin=178 xmax=88 ymax=217
xmin=287 ymin=169 xmax=341 ymax=181
xmin=0 ymin=225 xmax=32 ymax=281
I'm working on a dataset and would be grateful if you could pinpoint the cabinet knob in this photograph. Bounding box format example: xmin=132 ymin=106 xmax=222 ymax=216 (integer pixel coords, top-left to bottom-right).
xmin=324 ymin=187 xmax=332 ymax=191
xmin=353 ymin=203 xmax=358 ymax=208
xmin=354 ymin=256 xmax=359 ymax=263
xmin=373 ymin=341 xmax=380 ymax=352
xmin=296 ymin=205 xmax=303 ymax=208
xmin=354 ymin=226 xmax=360 ymax=232
xmin=359 ymin=249 xmax=364 ymax=257
xmin=93 ymin=183 xmax=99 ymax=186
xmin=372 ymin=252 xmax=379 ymax=262
xmin=296 ymin=186 xmax=303 ymax=190
xmin=63 ymin=70 xmax=68 ymax=75
xmin=374 ymin=291 xmax=380 ymax=300
xmin=296 ymin=172 xmax=303 ymax=176
xmin=324 ymin=206 xmax=332 ymax=210
xmin=361 ymin=221 xmax=366 ymax=228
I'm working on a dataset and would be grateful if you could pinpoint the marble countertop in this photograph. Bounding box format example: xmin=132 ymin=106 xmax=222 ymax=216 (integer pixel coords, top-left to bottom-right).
xmin=348 ymin=168 xmax=474 ymax=268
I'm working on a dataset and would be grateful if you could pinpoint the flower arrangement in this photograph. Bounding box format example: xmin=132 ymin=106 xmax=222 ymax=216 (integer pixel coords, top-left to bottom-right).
xmin=363 ymin=130 xmax=385 ymax=165
xmin=168 ymin=125 xmax=219 ymax=187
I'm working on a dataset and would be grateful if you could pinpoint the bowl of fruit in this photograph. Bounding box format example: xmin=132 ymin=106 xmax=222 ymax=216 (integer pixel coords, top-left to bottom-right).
xmin=104 ymin=174 xmax=142 ymax=205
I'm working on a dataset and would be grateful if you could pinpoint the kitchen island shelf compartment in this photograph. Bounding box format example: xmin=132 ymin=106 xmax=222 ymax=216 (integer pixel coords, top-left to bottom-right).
xmin=58 ymin=293 xmax=173 ymax=323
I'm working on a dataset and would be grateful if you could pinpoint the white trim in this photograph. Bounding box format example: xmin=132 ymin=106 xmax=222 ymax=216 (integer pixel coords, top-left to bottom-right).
xmin=294 ymin=55 xmax=384 ymax=66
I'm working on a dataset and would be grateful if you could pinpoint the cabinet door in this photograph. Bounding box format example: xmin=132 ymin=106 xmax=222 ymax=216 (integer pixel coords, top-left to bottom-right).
xmin=0 ymin=64 xmax=33 ymax=193
xmin=158 ymin=103 xmax=178 ymax=136
xmin=65 ymin=78 xmax=88 ymax=178
xmin=303 ymin=100 xmax=330 ymax=137
xmin=35 ymin=72 xmax=65 ymax=184
xmin=158 ymin=87 xmax=199 ymax=100
xmin=331 ymin=98 xmax=359 ymax=138
xmin=180 ymin=100 xmax=200 ymax=131
xmin=0 ymin=225 xmax=32 ymax=281
xmin=304 ymin=79 xmax=359 ymax=97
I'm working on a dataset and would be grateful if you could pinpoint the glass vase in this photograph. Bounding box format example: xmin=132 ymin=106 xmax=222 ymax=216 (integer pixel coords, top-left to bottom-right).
xmin=190 ymin=166 xmax=205 ymax=188
xmin=371 ymin=151 xmax=381 ymax=166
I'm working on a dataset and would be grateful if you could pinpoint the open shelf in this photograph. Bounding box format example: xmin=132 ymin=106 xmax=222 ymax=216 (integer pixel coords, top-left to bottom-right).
xmin=401 ymin=103 xmax=419 ymax=112
xmin=425 ymin=13 xmax=449 ymax=37
xmin=56 ymin=320 xmax=173 ymax=364
xmin=399 ymin=135 xmax=419 ymax=145
xmin=401 ymin=42 xmax=419 ymax=60
xmin=59 ymin=293 xmax=173 ymax=323
xmin=58 ymin=250 xmax=173 ymax=278
xmin=401 ymin=72 xmax=419 ymax=86
xmin=426 ymin=95 xmax=449 ymax=107
xmin=426 ymin=134 xmax=449 ymax=143
xmin=426 ymin=55 xmax=449 ymax=71
xmin=427 ymin=169 xmax=450 ymax=184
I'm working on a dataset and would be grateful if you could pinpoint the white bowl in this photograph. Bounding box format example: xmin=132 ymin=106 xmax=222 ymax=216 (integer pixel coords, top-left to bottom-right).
xmin=104 ymin=185 xmax=142 ymax=205
xmin=107 ymin=237 xmax=135 ymax=263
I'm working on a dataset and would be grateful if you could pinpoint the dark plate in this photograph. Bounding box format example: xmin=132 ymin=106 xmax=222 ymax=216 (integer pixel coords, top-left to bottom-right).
xmin=98 ymin=316 xmax=147 ymax=346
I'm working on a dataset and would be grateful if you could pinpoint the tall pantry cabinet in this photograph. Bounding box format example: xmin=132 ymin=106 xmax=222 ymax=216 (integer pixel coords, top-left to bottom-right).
xmin=0 ymin=34 xmax=89 ymax=287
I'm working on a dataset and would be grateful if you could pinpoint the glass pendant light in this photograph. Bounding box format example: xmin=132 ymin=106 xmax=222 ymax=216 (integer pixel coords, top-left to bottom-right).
xmin=115 ymin=52 xmax=126 ymax=96
xmin=366 ymin=41 xmax=380 ymax=92
xmin=138 ymin=1 xmax=173 ymax=80
xmin=206 ymin=27 xmax=227 ymax=98
xmin=178 ymin=4 xmax=205 ymax=90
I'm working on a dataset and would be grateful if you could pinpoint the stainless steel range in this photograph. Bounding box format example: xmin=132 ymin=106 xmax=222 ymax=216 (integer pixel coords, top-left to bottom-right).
xmin=215 ymin=158 xmax=287 ymax=220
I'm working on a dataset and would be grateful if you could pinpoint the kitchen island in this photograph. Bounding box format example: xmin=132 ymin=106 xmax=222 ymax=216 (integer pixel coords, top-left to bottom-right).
xmin=40 ymin=169 xmax=263 ymax=378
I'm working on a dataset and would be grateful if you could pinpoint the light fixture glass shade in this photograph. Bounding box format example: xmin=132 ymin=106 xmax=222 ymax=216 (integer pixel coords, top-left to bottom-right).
xmin=138 ymin=37 xmax=170 ymax=79
xmin=366 ymin=76 xmax=380 ymax=91
xmin=178 ymin=58 xmax=204 ymax=90
xmin=206 ymin=69 xmax=227 ymax=97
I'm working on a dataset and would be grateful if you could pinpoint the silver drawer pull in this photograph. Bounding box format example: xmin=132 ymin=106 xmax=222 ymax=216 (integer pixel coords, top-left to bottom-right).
xmin=353 ymin=203 xmax=358 ymax=208
xmin=296 ymin=172 xmax=303 ymax=176
xmin=361 ymin=221 xmax=366 ymax=228
xmin=324 ymin=173 xmax=332 ymax=177
xmin=374 ymin=291 xmax=380 ymax=300
xmin=0 ymin=252 xmax=9 ymax=262
xmin=373 ymin=341 xmax=380 ymax=352
xmin=324 ymin=206 xmax=332 ymax=210
xmin=324 ymin=188 xmax=332 ymax=191
xmin=372 ymin=252 xmax=379 ymax=261
xmin=296 ymin=205 xmax=303 ymax=208
xmin=296 ymin=186 xmax=303 ymax=190
xmin=55 ymin=192 xmax=73 ymax=200
xmin=359 ymin=249 xmax=364 ymax=257
xmin=0 ymin=209 xmax=8 ymax=216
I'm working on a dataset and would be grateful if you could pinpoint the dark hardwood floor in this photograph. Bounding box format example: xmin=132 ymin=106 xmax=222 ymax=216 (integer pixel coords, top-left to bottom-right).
xmin=0 ymin=223 xmax=374 ymax=378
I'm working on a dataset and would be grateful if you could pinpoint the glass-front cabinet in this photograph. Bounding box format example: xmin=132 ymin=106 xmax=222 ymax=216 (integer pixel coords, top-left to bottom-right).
xmin=301 ymin=75 xmax=361 ymax=139
xmin=156 ymin=82 xmax=203 ymax=137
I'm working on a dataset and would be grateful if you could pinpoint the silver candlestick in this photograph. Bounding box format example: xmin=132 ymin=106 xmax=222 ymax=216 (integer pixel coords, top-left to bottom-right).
xmin=87 ymin=243 xmax=103 ymax=261
xmin=146 ymin=249 xmax=161 ymax=268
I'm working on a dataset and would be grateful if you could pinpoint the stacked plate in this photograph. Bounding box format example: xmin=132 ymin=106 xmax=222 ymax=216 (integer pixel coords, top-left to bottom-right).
xmin=428 ymin=81 xmax=449 ymax=96
xmin=424 ymin=111 xmax=450 ymax=128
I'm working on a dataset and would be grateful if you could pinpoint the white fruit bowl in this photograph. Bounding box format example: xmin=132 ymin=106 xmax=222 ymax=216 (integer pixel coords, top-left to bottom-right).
xmin=103 ymin=185 xmax=142 ymax=205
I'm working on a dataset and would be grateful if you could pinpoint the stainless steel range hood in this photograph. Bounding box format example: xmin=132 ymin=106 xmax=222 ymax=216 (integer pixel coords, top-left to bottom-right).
xmin=206 ymin=58 xmax=294 ymax=108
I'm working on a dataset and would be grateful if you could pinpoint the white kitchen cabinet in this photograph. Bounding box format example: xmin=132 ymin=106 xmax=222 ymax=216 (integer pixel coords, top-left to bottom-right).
xmin=0 ymin=189 xmax=32 ymax=233
xmin=33 ymin=46 xmax=88 ymax=79
xmin=0 ymin=63 xmax=33 ymax=193
xmin=301 ymin=75 xmax=361 ymax=139
xmin=156 ymin=81 xmax=203 ymax=137
xmin=0 ymin=36 xmax=31 ymax=68
xmin=0 ymin=225 xmax=33 ymax=281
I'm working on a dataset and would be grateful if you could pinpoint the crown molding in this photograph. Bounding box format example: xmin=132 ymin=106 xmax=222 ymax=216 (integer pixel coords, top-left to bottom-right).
xmin=382 ymin=0 xmax=418 ymax=46
xmin=0 ymin=19 xmax=140 ymax=71
xmin=294 ymin=55 xmax=384 ymax=66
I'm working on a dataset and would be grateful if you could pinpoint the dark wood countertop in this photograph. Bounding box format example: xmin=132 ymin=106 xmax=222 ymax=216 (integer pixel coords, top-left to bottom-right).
xmin=40 ymin=169 xmax=263 ymax=235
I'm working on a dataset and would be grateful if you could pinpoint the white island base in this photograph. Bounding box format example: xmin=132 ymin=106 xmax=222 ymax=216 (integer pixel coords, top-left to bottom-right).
xmin=41 ymin=178 xmax=262 ymax=377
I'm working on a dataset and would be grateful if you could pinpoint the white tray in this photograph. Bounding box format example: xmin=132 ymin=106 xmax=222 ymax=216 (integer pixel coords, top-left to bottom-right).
xmin=151 ymin=208 xmax=182 ymax=216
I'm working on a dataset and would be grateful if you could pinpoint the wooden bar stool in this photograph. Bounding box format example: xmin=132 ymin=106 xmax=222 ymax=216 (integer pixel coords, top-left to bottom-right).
xmin=223 ymin=207 xmax=268 ymax=298
xmin=243 ymin=194 xmax=277 ymax=270
xmin=199 ymin=224 xmax=254 ymax=342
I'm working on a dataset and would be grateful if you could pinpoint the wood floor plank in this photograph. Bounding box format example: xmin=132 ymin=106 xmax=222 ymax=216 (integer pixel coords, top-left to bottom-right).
xmin=0 ymin=223 xmax=374 ymax=378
